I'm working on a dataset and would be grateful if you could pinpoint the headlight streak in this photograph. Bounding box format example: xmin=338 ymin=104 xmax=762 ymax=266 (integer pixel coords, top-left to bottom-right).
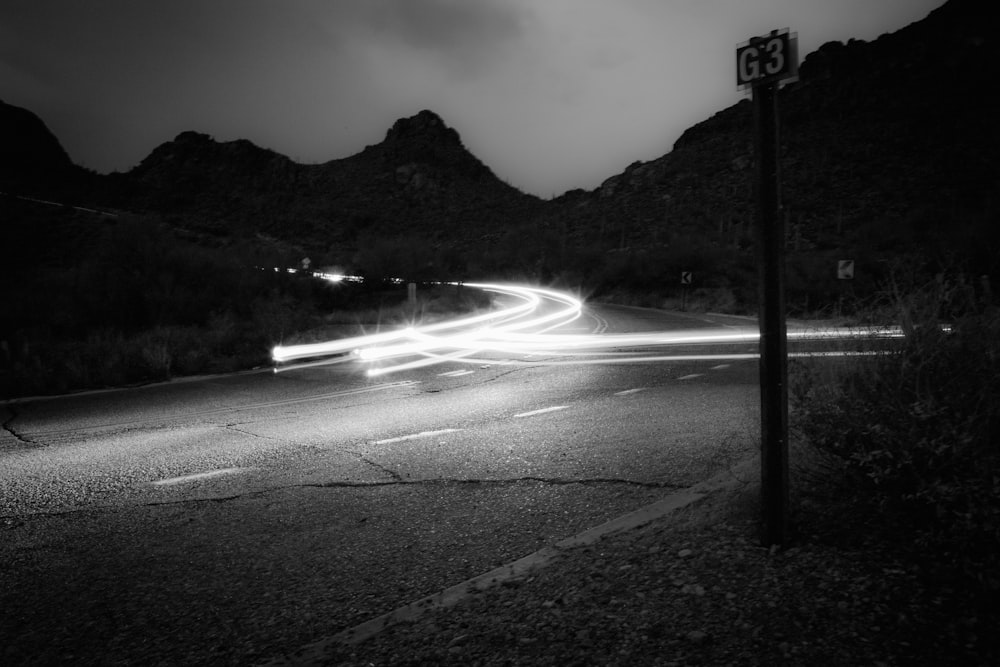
xmin=272 ymin=282 xmax=544 ymax=364
xmin=271 ymin=282 xmax=907 ymax=376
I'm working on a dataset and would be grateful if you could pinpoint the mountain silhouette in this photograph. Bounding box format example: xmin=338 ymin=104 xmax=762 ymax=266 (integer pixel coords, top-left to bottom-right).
xmin=535 ymin=0 xmax=998 ymax=300
xmin=545 ymin=0 xmax=998 ymax=253
xmin=2 ymin=0 xmax=997 ymax=293
xmin=0 ymin=99 xmax=86 ymax=196
xmin=103 ymin=109 xmax=543 ymax=258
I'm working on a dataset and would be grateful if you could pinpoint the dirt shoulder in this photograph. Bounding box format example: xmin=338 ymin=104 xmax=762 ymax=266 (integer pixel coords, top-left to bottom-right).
xmin=291 ymin=458 xmax=996 ymax=666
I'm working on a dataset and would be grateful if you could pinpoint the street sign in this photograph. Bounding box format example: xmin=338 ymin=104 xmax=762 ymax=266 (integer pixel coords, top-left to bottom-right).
xmin=736 ymin=29 xmax=798 ymax=90
xmin=837 ymin=259 xmax=855 ymax=280
xmin=738 ymin=27 xmax=797 ymax=548
xmin=680 ymin=271 xmax=692 ymax=285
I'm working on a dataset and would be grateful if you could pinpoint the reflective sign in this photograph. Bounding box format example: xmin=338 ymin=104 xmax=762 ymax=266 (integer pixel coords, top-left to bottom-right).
xmin=736 ymin=29 xmax=798 ymax=90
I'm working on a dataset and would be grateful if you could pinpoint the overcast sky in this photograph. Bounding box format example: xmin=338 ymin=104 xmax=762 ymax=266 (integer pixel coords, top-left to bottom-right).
xmin=1 ymin=0 xmax=944 ymax=197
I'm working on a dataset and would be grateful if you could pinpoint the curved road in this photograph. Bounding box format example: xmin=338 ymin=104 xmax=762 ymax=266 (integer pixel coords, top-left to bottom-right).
xmin=1 ymin=299 xmax=760 ymax=665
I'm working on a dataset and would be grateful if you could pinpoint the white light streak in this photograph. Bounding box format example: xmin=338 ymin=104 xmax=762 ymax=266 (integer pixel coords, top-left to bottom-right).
xmin=271 ymin=282 xmax=909 ymax=377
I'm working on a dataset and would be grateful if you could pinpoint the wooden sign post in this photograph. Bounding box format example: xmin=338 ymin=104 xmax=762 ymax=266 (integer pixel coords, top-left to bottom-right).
xmin=737 ymin=29 xmax=798 ymax=548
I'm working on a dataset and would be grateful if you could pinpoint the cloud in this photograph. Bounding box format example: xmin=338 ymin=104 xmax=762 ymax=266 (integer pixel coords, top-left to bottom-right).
xmin=0 ymin=0 xmax=947 ymax=195
xmin=334 ymin=0 xmax=527 ymax=78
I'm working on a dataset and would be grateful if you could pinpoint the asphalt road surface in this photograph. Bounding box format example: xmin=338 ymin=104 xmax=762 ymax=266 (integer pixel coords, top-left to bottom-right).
xmin=1 ymin=301 xmax=762 ymax=665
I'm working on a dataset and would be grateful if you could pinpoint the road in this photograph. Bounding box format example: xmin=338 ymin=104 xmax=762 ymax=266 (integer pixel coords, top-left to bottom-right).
xmin=1 ymin=296 xmax=763 ymax=665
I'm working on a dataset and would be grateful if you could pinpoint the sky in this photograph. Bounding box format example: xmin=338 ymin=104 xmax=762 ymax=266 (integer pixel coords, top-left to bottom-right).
xmin=1 ymin=0 xmax=945 ymax=198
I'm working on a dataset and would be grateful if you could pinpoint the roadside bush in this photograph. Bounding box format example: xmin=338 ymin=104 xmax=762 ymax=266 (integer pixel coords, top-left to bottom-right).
xmin=791 ymin=276 xmax=1000 ymax=598
xmin=0 ymin=217 xmax=326 ymax=397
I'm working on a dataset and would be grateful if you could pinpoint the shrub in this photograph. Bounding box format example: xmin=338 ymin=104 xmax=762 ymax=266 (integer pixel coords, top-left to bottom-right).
xmin=0 ymin=215 xmax=333 ymax=396
xmin=791 ymin=275 xmax=1000 ymax=597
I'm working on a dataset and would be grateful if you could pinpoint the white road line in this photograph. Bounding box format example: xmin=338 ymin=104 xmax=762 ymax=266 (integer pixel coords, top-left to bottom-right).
xmin=514 ymin=406 xmax=569 ymax=418
xmin=614 ymin=388 xmax=646 ymax=396
xmin=677 ymin=374 xmax=703 ymax=381
xmin=437 ymin=369 xmax=475 ymax=377
xmin=151 ymin=467 xmax=245 ymax=487
xmin=373 ymin=429 xmax=462 ymax=445
xmin=710 ymin=364 xmax=730 ymax=370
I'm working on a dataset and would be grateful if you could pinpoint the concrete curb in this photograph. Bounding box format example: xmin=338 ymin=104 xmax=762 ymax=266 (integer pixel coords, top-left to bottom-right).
xmin=259 ymin=487 xmax=706 ymax=665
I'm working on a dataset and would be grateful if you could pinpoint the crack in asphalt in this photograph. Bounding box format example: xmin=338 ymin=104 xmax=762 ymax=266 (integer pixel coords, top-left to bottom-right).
xmin=414 ymin=366 xmax=517 ymax=393
xmin=1 ymin=476 xmax=685 ymax=518
xmin=131 ymin=476 xmax=682 ymax=510
xmin=222 ymin=423 xmax=277 ymax=440
xmin=221 ymin=423 xmax=323 ymax=452
xmin=344 ymin=449 xmax=403 ymax=482
xmin=144 ymin=476 xmax=683 ymax=507
xmin=304 ymin=476 xmax=685 ymax=490
xmin=1 ymin=406 xmax=45 ymax=447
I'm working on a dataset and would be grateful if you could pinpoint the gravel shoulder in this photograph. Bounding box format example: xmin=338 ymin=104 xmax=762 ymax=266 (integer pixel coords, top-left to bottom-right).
xmin=299 ymin=458 xmax=996 ymax=666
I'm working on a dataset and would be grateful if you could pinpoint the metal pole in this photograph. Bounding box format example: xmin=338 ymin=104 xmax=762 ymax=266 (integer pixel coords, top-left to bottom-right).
xmin=753 ymin=80 xmax=789 ymax=547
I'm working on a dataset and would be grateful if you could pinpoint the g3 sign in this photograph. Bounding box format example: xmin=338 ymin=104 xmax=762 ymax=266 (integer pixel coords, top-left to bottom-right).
xmin=736 ymin=30 xmax=798 ymax=90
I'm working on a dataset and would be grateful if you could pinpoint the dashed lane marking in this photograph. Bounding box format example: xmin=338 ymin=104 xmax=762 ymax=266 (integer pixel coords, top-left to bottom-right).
xmin=710 ymin=364 xmax=730 ymax=370
xmin=614 ymin=388 xmax=646 ymax=396
xmin=437 ymin=369 xmax=475 ymax=377
xmin=151 ymin=467 xmax=246 ymax=487
xmin=373 ymin=429 xmax=462 ymax=445
xmin=677 ymin=374 xmax=703 ymax=381
xmin=513 ymin=406 xmax=569 ymax=419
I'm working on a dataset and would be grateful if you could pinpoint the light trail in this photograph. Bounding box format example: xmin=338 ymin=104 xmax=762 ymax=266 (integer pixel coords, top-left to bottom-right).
xmin=272 ymin=282 xmax=551 ymax=364
xmin=271 ymin=282 xmax=906 ymax=376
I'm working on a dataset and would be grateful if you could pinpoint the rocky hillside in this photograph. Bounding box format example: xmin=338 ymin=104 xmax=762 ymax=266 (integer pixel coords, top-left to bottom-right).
xmin=543 ymin=0 xmax=999 ymax=293
xmin=107 ymin=109 xmax=544 ymax=260
xmin=3 ymin=0 xmax=997 ymax=304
